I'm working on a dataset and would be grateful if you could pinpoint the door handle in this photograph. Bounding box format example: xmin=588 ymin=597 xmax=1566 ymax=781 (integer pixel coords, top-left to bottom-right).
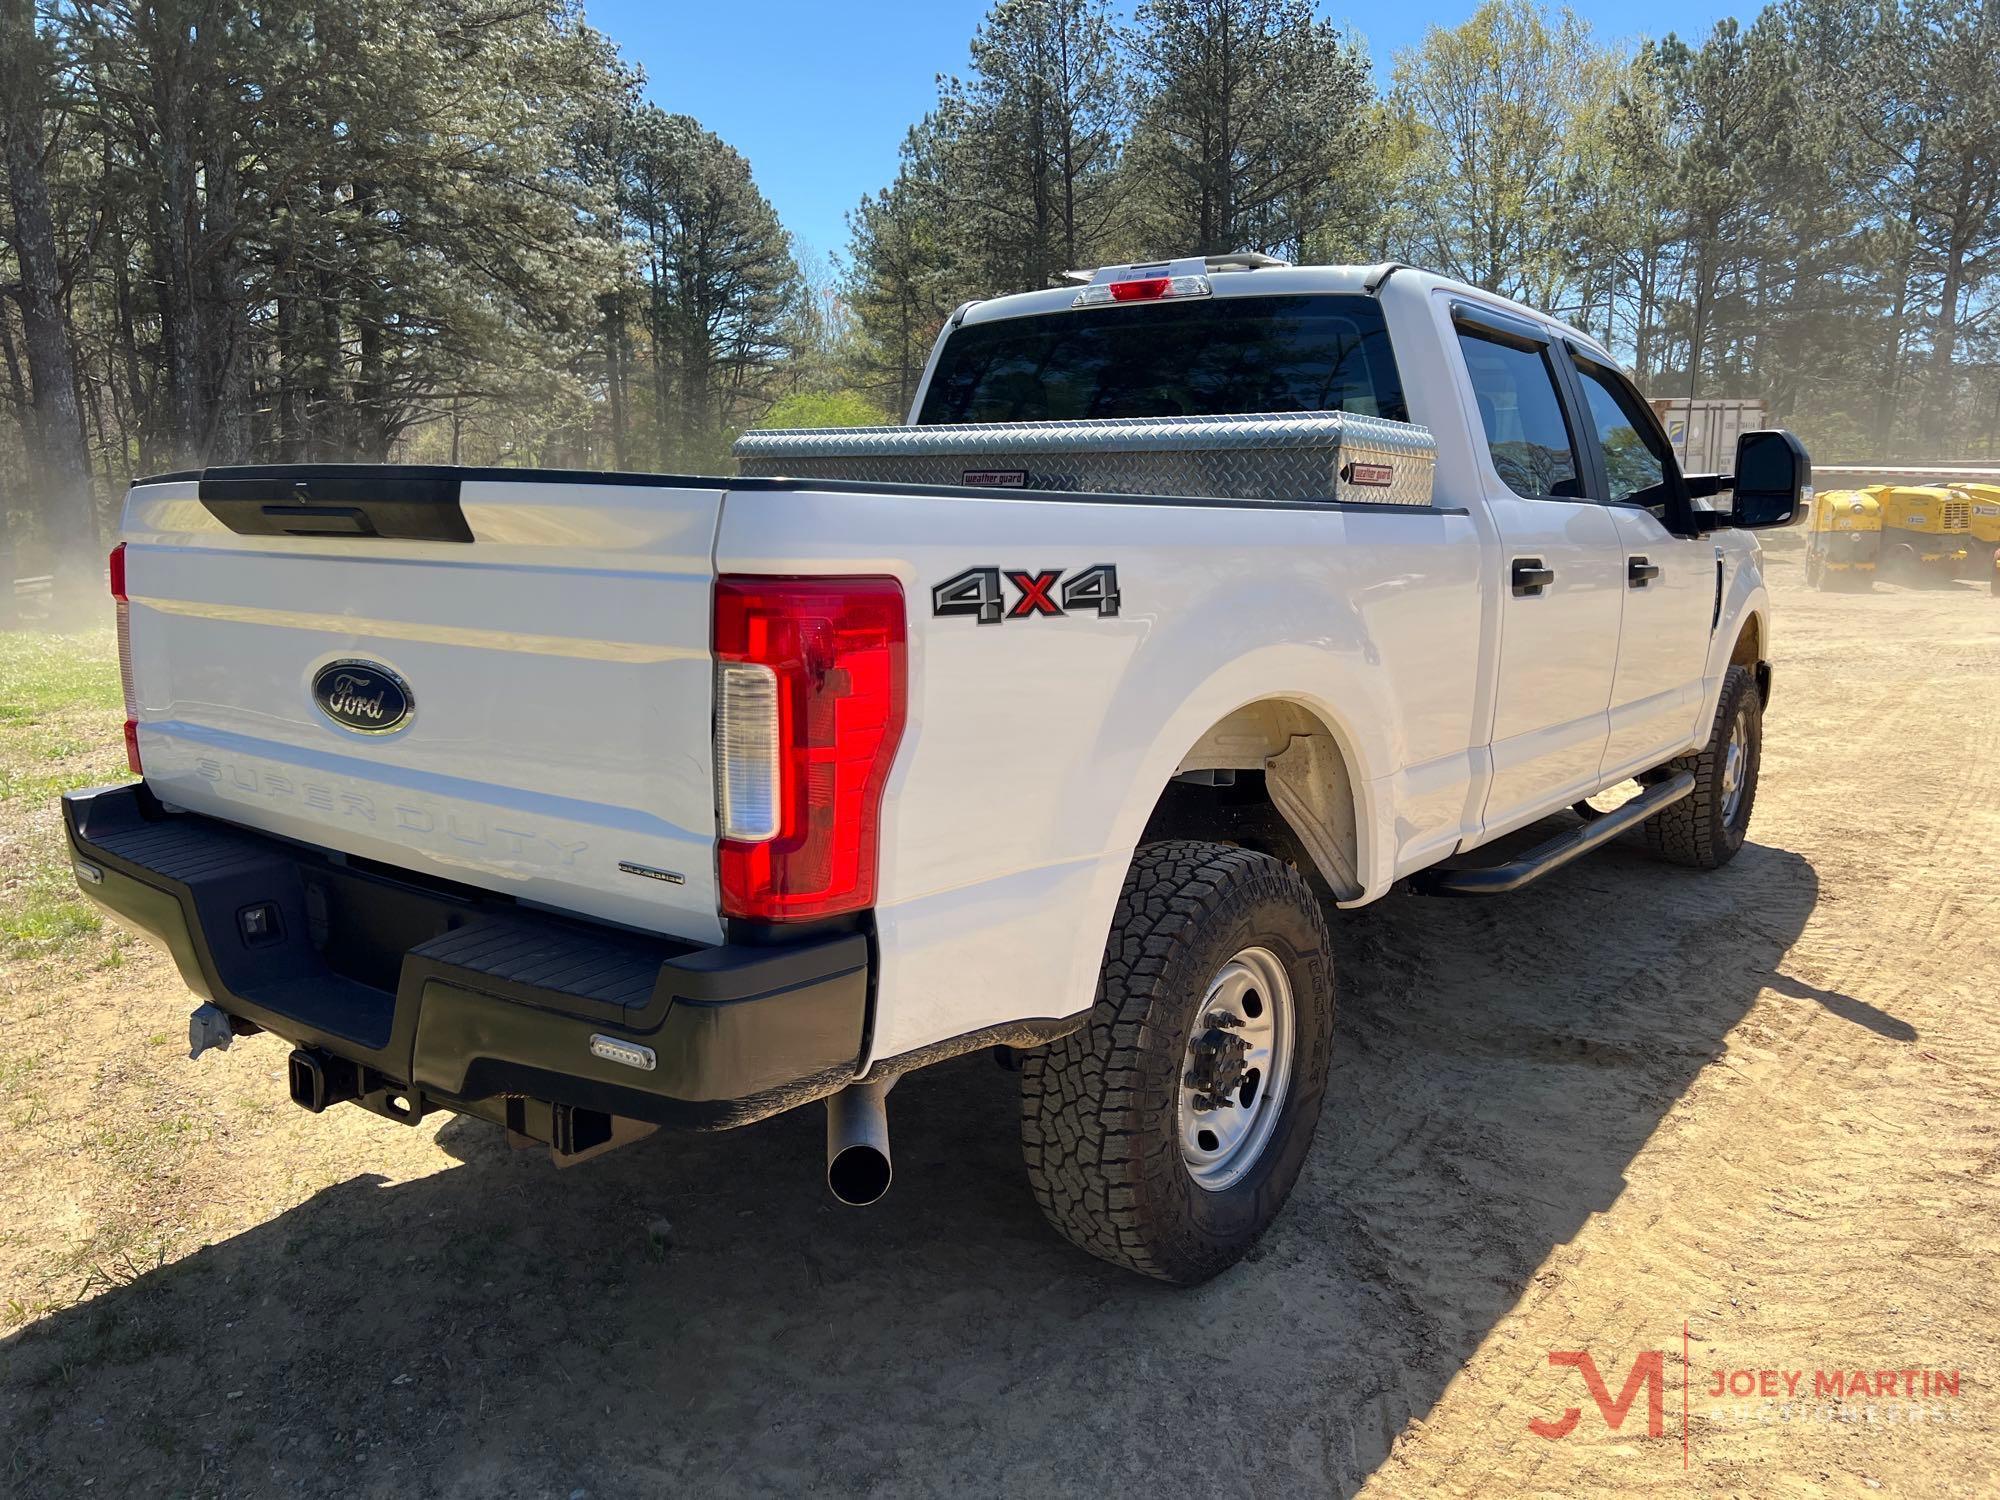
xmin=1628 ymin=555 xmax=1661 ymax=587
xmin=1512 ymin=557 xmax=1555 ymax=597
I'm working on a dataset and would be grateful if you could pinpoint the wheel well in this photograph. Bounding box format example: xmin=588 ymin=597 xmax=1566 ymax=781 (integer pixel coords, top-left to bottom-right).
xmin=1139 ymin=700 xmax=1361 ymax=900
xmin=1730 ymin=614 xmax=1770 ymax=705
xmin=1730 ymin=615 xmax=1760 ymax=668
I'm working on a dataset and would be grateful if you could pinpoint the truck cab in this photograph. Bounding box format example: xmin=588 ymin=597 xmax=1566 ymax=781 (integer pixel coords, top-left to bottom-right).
xmin=901 ymin=259 xmax=1786 ymax=840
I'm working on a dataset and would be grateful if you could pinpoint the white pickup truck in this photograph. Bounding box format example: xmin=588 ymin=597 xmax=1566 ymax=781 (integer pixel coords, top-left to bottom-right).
xmin=67 ymin=258 xmax=1806 ymax=1284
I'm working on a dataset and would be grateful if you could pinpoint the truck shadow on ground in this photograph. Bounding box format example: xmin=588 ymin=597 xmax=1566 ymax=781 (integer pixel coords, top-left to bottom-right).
xmin=3 ymin=834 xmax=1902 ymax=1497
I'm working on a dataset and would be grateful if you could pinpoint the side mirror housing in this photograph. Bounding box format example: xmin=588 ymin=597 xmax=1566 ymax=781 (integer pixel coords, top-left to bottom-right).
xmin=1727 ymin=429 xmax=1810 ymax=529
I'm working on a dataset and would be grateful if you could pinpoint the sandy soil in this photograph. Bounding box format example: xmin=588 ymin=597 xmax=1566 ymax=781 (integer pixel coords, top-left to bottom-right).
xmin=2 ymin=551 xmax=1996 ymax=1497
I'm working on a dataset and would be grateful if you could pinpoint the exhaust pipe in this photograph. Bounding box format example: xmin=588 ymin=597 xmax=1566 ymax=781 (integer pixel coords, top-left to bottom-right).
xmin=824 ymin=1077 xmax=894 ymax=1206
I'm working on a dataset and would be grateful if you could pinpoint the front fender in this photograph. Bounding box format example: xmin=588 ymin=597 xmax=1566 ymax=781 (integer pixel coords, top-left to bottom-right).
xmin=1703 ymin=544 xmax=1771 ymax=726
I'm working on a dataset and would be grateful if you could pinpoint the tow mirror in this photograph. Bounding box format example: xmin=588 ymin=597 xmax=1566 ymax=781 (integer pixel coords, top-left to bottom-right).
xmin=1727 ymin=429 xmax=1810 ymax=529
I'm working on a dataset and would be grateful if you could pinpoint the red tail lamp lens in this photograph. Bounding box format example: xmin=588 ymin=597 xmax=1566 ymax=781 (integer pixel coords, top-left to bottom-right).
xmin=109 ymin=544 xmax=141 ymax=776
xmin=714 ymin=576 xmax=906 ymax=921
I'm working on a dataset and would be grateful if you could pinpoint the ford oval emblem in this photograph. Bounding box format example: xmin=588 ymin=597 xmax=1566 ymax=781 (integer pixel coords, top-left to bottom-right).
xmin=311 ymin=659 xmax=413 ymax=735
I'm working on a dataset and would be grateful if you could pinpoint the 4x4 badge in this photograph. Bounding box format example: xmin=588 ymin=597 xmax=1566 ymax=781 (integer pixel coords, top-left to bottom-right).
xmin=932 ymin=565 xmax=1120 ymax=624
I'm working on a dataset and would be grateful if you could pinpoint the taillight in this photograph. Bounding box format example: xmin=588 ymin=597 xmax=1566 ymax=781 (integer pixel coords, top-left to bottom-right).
xmin=109 ymin=543 xmax=141 ymax=776
xmin=714 ymin=576 xmax=906 ymax=922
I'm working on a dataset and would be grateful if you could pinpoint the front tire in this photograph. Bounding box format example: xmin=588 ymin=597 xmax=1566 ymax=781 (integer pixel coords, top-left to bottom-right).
xmin=1640 ymin=663 xmax=1762 ymax=870
xmin=1019 ymin=842 xmax=1334 ymax=1285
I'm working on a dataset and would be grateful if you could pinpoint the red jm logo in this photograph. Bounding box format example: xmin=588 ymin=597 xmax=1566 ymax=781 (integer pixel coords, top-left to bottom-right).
xmin=1529 ymin=1350 xmax=1666 ymax=1440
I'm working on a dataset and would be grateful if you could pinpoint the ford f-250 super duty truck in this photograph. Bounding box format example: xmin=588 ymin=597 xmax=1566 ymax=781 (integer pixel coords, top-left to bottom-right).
xmin=66 ymin=257 xmax=1807 ymax=1284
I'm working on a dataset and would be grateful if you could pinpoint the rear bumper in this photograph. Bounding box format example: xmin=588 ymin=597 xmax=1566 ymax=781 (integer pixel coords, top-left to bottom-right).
xmin=64 ymin=783 xmax=870 ymax=1131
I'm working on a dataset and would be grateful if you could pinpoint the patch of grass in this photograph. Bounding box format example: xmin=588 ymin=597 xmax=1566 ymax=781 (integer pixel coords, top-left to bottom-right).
xmin=0 ymin=1049 xmax=44 ymax=1090
xmin=1 ymin=626 xmax=130 ymax=961
xmin=0 ymin=761 xmax=126 ymax=804
xmin=1 ymin=888 xmax=103 ymax=954
xmin=87 ymin=1112 xmax=207 ymax=1170
xmin=0 ymin=1054 xmax=49 ymax=1128
xmin=0 ymin=850 xmax=104 ymax=960
xmin=53 ymin=1299 xmax=186 ymax=1370
xmin=34 ymin=729 xmax=90 ymax=760
xmin=0 ymin=628 xmax=123 ymax=723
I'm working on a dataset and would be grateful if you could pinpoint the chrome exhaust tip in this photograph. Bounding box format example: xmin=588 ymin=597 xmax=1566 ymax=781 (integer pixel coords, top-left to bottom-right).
xmin=824 ymin=1077 xmax=893 ymax=1206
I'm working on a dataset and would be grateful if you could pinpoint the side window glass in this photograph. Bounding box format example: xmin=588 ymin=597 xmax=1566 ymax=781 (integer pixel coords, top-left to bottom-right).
xmin=1455 ymin=329 xmax=1583 ymax=500
xmin=1574 ymin=359 xmax=1671 ymax=515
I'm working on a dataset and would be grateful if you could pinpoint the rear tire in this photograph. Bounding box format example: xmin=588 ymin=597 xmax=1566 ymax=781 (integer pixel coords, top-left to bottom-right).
xmin=1640 ymin=664 xmax=1761 ymax=870
xmin=1019 ymin=841 xmax=1334 ymax=1285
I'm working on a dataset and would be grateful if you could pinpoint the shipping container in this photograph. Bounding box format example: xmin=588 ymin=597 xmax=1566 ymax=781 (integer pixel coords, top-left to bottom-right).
xmin=1649 ymin=396 xmax=1769 ymax=474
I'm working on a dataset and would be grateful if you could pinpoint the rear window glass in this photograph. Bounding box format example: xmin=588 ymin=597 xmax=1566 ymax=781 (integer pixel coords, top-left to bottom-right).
xmin=1455 ymin=330 xmax=1582 ymax=499
xmin=916 ymin=294 xmax=1407 ymax=426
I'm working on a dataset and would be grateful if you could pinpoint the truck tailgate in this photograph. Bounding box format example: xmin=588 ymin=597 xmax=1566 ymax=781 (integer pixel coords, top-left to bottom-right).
xmin=120 ymin=469 xmax=725 ymax=943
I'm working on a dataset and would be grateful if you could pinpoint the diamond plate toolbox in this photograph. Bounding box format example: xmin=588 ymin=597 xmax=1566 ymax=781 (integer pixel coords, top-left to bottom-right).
xmin=733 ymin=409 xmax=1437 ymax=507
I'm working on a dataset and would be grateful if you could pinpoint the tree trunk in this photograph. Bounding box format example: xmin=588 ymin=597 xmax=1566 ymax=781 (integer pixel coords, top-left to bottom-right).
xmin=0 ymin=301 xmax=29 ymax=427
xmin=313 ymin=254 xmax=343 ymax=461
xmin=352 ymin=180 xmax=391 ymax=460
xmin=1 ymin=0 xmax=100 ymax=597
xmin=602 ymin=289 xmax=628 ymax=470
xmin=144 ymin=19 xmax=206 ymax=468
xmin=1924 ymin=155 xmax=1978 ymax=453
xmin=647 ymin=219 xmax=672 ymax=466
xmin=1874 ymin=226 xmax=1915 ymax=458
xmin=110 ymin=239 xmax=153 ymax=471
xmin=276 ymin=284 xmax=306 ymax=460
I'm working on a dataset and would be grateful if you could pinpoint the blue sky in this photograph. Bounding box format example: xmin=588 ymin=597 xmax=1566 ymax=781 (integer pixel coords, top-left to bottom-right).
xmin=584 ymin=0 xmax=1746 ymax=263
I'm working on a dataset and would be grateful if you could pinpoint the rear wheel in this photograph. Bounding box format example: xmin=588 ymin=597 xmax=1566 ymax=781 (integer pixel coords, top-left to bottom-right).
xmin=1640 ymin=664 xmax=1761 ymax=870
xmin=1020 ymin=841 xmax=1334 ymax=1285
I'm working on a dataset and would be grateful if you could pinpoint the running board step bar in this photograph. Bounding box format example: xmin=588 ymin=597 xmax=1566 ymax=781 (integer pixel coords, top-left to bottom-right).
xmin=1411 ymin=771 xmax=1697 ymax=897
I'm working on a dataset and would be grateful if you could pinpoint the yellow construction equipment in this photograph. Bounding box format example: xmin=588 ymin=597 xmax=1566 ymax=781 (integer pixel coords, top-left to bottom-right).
xmin=1875 ymin=483 xmax=1971 ymax=577
xmin=1957 ymin=483 xmax=2000 ymax=591
xmin=1803 ymin=487 xmax=1883 ymax=590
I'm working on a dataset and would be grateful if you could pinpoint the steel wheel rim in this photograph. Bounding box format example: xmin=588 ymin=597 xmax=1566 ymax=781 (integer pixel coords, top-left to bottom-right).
xmin=1177 ymin=945 xmax=1295 ymax=1192
xmin=1720 ymin=700 xmax=1754 ymax=826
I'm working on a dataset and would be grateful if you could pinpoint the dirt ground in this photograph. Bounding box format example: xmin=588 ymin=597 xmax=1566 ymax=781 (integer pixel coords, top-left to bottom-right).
xmin=2 ymin=549 xmax=1996 ymax=1497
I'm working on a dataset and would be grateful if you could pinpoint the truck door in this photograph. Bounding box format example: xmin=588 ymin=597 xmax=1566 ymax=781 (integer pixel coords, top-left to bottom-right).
xmin=1452 ymin=307 xmax=1622 ymax=835
xmin=1564 ymin=348 xmax=1717 ymax=780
